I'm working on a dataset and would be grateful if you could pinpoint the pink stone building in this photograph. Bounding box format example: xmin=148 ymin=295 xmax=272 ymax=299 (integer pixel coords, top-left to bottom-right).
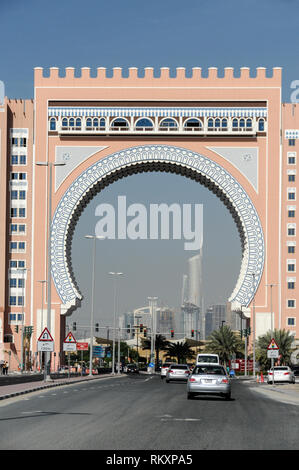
xmin=0 ymin=66 xmax=298 ymax=371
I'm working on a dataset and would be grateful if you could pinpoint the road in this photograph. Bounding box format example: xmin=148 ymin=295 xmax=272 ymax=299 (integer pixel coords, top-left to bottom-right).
xmin=0 ymin=374 xmax=298 ymax=450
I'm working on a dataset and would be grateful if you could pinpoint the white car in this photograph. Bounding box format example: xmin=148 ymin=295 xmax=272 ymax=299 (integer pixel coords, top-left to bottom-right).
xmin=267 ymin=366 xmax=295 ymax=384
xmin=160 ymin=362 xmax=173 ymax=379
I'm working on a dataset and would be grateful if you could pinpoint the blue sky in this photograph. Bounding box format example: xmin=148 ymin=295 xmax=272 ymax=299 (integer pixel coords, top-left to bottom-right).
xmin=1 ymin=0 xmax=298 ymax=332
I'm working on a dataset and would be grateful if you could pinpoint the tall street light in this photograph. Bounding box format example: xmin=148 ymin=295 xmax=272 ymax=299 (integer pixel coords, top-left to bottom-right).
xmin=36 ymin=161 xmax=65 ymax=381
xmin=148 ymin=297 xmax=158 ymax=371
xmin=252 ymin=273 xmax=256 ymax=378
xmin=85 ymin=235 xmax=104 ymax=376
xmin=109 ymin=272 xmax=124 ymax=375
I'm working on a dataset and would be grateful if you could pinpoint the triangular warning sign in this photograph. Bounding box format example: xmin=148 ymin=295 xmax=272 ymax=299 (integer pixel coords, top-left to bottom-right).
xmin=38 ymin=327 xmax=54 ymax=342
xmin=267 ymin=338 xmax=279 ymax=350
xmin=64 ymin=331 xmax=76 ymax=343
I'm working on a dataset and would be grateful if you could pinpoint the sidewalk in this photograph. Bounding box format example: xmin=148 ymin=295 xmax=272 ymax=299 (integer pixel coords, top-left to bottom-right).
xmin=245 ymin=378 xmax=299 ymax=406
xmin=0 ymin=373 xmax=121 ymax=401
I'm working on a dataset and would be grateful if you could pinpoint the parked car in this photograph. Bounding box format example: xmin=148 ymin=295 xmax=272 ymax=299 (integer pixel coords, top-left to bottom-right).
xmin=267 ymin=366 xmax=295 ymax=384
xmin=187 ymin=364 xmax=231 ymax=400
xmin=166 ymin=364 xmax=190 ymax=383
xmin=126 ymin=364 xmax=139 ymax=374
xmin=160 ymin=362 xmax=173 ymax=379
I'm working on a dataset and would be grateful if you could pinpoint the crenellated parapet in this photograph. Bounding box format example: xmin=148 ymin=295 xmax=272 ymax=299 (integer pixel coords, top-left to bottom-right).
xmin=34 ymin=66 xmax=282 ymax=87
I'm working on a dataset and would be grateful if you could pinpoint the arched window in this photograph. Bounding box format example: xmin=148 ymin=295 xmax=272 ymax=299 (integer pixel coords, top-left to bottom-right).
xmin=99 ymin=118 xmax=106 ymax=128
xmin=208 ymin=118 xmax=214 ymax=129
xmin=69 ymin=118 xmax=75 ymax=128
xmin=184 ymin=118 xmax=202 ymax=131
xmin=159 ymin=118 xmax=178 ymax=129
xmin=62 ymin=118 xmax=68 ymax=128
xmin=246 ymin=118 xmax=252 ymax=129
xmin=258 ymin=118 xmax=265 ymax=131
xmin=239 ymin=118 xmax=245 ymax=128
xmin=215 ymin=118 xmax=221 ymax=128
xmin=75 ymin=118 xmax=81 ymax=128
xmin=135 ymin=118 xmax=154 ymax=130
xmin=93 ymin=118 xmax=99 ymax=128
xmin=222 ymin=118 xmax=228 ymax=128
xmin=232 ymin=118 xmax=239 ymax=129
xmin=86 ymin=118 xmax=92 ymax=129
xmin=111 ymin=118 xmax=129 ymax=130
xmin=49 ymin=118 xmax=56 ymax=131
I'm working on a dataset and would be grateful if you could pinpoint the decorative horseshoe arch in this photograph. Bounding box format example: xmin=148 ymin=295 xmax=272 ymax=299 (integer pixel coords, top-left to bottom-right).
xmin=51 ymin=145 xmax=264 ymax=315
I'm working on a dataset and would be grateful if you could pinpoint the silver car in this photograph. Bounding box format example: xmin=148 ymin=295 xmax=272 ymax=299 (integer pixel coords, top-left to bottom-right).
xmin=166 ymin=364 xmax=190 ymax=382
xmin=267 ymin=366 xmax=296 ymax=384
xmin=187 ymin=364 xmax=231 ymax=400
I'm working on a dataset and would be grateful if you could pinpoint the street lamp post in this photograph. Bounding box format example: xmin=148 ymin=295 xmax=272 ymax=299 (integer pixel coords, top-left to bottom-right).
xmin=148 ymin=297 xmax=157 ymax=371
xmin=85 ymin=235 xmax=104 ymax=376
xmin=36 ymin=161 xmax=65 ymax=381
xmin=18 ymin=267 xmax=29 ymax=374
xmin=37 ymin=280 xmax=46 ymax=373
xmin=252 ymin=273 xmax=256 ymax=378
xmin=266 ymin=283 xmax=278 ymax=378
xmin=109 ymin=272 xmax=124 ymax=375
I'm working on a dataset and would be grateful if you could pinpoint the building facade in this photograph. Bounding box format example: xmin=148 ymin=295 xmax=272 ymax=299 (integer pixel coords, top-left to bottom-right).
xmin=0 ymin=66 xmax=298 ymax=370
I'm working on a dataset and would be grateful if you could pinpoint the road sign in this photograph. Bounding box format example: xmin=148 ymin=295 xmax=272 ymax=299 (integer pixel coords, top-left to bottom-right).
xmin=37 ymin=327 xmax=54 ymax=352
xmin=267 ymin=338 xmax=279 ymax=350
xmin=77 ymin=342 xmax=88 ymax=351
xmin=63 ymin=331 xmax=77 ymax=352
xmin=38 ymin=327 xmax=53 ymax=342
xmin=267 ymin=349 xmax=279 ymax=358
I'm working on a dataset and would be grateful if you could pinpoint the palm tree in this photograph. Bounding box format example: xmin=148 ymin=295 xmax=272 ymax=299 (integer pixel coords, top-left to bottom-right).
xmin=165 ymin=341 xmax=195 ymax=364
xmin=205 ymin=325 xmax=244 ymax=368
xmin=141 ymin=334 xmax=170 ymax=369
xmin=256 ymin=329 xmax=294 ymax=371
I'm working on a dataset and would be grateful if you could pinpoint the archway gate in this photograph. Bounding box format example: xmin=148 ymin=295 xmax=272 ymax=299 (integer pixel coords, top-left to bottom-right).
xmin=31 ymin=66 xmax=285 ymax=359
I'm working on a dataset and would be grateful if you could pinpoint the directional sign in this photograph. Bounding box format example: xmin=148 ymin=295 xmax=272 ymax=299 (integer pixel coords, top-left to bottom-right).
xmin=37 ymin=327 xmax=54 ymax=352
xmin=267 ymin=338 xmax=279 ymax=350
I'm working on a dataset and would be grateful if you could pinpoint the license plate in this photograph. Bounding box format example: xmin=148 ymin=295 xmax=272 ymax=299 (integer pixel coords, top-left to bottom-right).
xmin=204 ymin=379 xmax=213 ymax=383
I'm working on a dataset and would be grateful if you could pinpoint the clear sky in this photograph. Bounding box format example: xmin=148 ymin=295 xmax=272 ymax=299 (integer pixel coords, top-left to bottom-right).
xmin=1 ymin=0 xmax=298 ymax=332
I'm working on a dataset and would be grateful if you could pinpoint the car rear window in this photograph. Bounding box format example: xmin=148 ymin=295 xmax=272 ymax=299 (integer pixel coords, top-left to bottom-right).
xmin=197 ymin=356 xmax=218 ymax=363
xmin=273 ymin=367 xmax=288 ymax=370
xmin=162 ymin=363 xmax=172 ymax=367
xmin=193 ymin=366 xmax=226 ymax=376
xmin=170 ymin=365 xmax=189 ymax=370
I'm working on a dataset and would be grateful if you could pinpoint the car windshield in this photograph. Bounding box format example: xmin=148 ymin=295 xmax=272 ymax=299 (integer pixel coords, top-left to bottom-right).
xmin=193 ymin=365 xmax=226 ymax=376
xmin=170 ymin=365 xmax=188 ymax=369
xmin=197 ymin=356 xmax=218 ymax=363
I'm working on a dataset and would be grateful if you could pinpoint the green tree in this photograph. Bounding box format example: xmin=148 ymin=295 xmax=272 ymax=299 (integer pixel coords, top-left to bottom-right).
xmin=165 ymin=341 xmax=195 ymax=364
xmin=205 ymin=325 xmax=244 ymax=367
xmin=256 ymin=329 xmax=294 ymax=371
xmin=141 ymin=334 xmax=170 ymax=368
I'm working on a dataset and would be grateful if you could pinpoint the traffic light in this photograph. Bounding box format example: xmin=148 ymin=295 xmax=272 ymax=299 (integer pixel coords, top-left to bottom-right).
xmin=144 ymin=329 xmax=147 ymax=337
xmin=191 ymin=329 xmax=194 ymax=338
xmin=140 ymin=323 xmax=143 ymax=333
xmin=14 ymin=325 xmax=19 ymax=333
xmin=95 ymin=323 xmax=99 ymax=332
xmin=171 ymin=330 xmax=174 ymax=338
xmin=247 ymin=327 xmax=251 ymax=335
xmin=127 ymin=324 xmax=131 ymax=334
xmin=73 ymin=322 xmax=77 ymax=331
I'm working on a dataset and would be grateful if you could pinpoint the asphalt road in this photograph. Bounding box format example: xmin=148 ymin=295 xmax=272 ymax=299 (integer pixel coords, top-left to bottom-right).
xmin=0 ymin=374 xmax=298 ymax=451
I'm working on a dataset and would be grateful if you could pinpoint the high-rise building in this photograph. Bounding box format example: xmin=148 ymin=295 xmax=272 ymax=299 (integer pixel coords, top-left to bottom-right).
xmin=205 ymin=304 xmax=227 ymax=338
xmin=156 ymin=307 xmax=175 ymax=336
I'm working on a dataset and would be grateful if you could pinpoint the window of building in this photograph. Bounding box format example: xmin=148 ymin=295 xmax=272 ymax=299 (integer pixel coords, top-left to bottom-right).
xmin=11 ymin=190 xmax=18 ymax=200
xmin=288 ymin=174 xmax=296 ymax=182
xmin=288 ymin=227 xmax=296 ymax=236
xmin=19 ymin=208 xmax=26 ymax=218
xmin=111 ymin=118 xmax=130 ymax=129
xmin=19 ymin=138 xmax=27 ymax=147
xmin=9 ymin=260 xmax=25 ymax=269
xmin=288 ymin=281 xmax=295 ymax=289
xmin=49 ymin=118 xmax=56 ymax=131
xmin=288 ymin=153 xmax=296 ymax=164
xmin=135 ymin=118 xmax=154 ymax=130
xmin=288 ymin=192 xmax=296 ymax=200
xmin=287 ymin=300 xmax=295 ymax=308
xmin=287 ymin=317 xmax=295 ymax=326
xmin=19 ymin=173 xmax=26 ymax=180
xmin=19 ymin=155 xmax=26 ymax=165
xmin=288 ymin=263 xmax=295 ymax=272
xmin=289 ymin=139 xmax=296 ymax=146
xmin=10 ymin=278 xmax=17 ymax=288
xmin=11 ymin=137 xmax=18 ymax=146
xmin=288 ymin=210 xmax=295 ymax=218
xmin=9 ymin=296 xmax=16 ymax=306
xmin=11 ymin=155 xmax=18 ymax=165
xmin=258 ymin=119 xmax=265 ymax=131
xmin=288 ymin=245 xmax=295 ymax=253
xmin=18 ymin=242 xmax=25 ymax=251
xmin=159 ymin=118 xmax=178 ymax=130
xmin=19 ymin=190 xmax=26 ymax=200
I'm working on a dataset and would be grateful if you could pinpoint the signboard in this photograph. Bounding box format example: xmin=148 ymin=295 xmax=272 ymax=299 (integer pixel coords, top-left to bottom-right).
xmin=93 ymin=345 xmax=105 ymax=358
xmin=77 ymin=342 xmax=89 ymax=351
xmin=37 ymin=327 xmax=54 ymax=352
xmin=267 ymin=349 xmax=279 ymax=359
xmin=63 ymin=331 xmax=77 ymax=352
xmin=229 ymin=359 xmax=254 ymax=371
xmin=267 ymin=338 xmax=279 ymax=350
